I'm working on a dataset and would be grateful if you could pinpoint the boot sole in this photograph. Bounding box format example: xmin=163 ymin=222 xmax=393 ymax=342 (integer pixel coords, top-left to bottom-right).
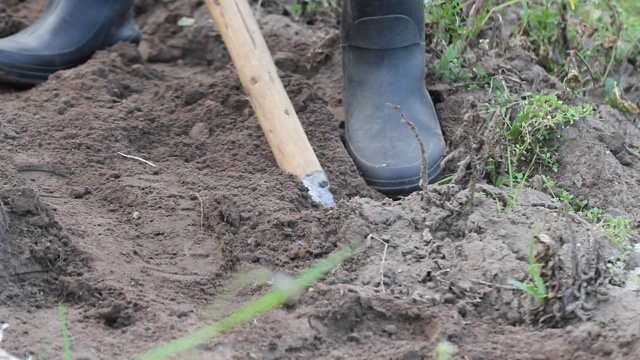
xmin=0 ymin=21 xmax=141 ymax=87
xmin=0 ymin=62 xmax=70 ymax=86
xmin=355 ymin=151 xmax=444 ymax=197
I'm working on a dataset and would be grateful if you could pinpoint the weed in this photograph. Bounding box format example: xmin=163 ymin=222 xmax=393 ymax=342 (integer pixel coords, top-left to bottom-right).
xmin=485 ymin=91 xmax=593 ymax=209
xmin=509 ymin=236 xmax=547 ymax=302
xmin=424 ymin=0 xmax=472 ymax=82
xmin=435 ymin=340 xmax=458 ymax=360
xmin=574 ymin=199 xmax=589 ymax=212
xmin=176 ymin=16 xmax=196 ymax=27
xmin=542 ymin=175 xmax=555 ymax=194
xmin=557 ymin=189 xmax=573 ymax=203
xmin=505 ymin=93 xmax=594 ymax=171
xmin=598 ymin=214 xmax=639 ymax=286
xmin=600 ymin=214 xmax=634 ymax=255
xmin=541 ymin=176 xmax=592 ymax=213
xmin=422 ymin=0 xmax=638 ymax=109
xmin=584 ymin=207 xmax=603 ymax=222
xmin=486 ymin=157 xmax=506 ymax=188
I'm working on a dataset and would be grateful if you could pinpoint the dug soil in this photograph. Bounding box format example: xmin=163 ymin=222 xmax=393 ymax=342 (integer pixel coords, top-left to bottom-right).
xmin=1 ymin=0 xmax=639 ymax=359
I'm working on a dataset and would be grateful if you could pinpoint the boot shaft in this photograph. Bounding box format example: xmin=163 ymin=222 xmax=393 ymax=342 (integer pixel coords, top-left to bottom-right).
xmin=341 ymin=0 xmax=426 ymax=44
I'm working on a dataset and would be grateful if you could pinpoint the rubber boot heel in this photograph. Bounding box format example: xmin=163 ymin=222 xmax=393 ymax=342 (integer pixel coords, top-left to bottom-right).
xmin=105 ymin=10 xmax=141 ymax=46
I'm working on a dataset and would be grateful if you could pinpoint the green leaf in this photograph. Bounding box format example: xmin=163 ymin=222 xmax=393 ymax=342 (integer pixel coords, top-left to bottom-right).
xmin=177 ymin=16 xmax=196 ymax=27
xmin=509 ymin=280 xmax=533 ymax=293
xmin=508 ymin=112 xmax=529 ymax=138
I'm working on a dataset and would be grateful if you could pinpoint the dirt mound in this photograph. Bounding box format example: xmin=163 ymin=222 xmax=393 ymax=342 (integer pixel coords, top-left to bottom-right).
xmin=0 ymin=182 xmax=86 ymax=310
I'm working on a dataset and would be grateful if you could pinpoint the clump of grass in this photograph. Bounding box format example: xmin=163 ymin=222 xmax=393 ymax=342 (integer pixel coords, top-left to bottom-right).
xmin=504 ymin=93 xmax=593 ymax=170
xmin=485 ymin=89 xmax=594 ymax=209
xmin=424 ymin=0 xmax=639 ymax=106
xmin=599 ymin=214 xmax=638 ymax=284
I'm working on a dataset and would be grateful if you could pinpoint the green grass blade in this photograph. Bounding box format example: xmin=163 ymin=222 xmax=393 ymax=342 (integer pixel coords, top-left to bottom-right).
xmin=135 ymin=241 xmax=361 ymax=360
xmin=58 ymin=302 xmax=72 ymax=360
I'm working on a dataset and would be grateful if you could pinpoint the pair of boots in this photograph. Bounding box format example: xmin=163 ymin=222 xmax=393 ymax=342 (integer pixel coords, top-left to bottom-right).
xmin=0 ymin=0 xmax=445 ymax=197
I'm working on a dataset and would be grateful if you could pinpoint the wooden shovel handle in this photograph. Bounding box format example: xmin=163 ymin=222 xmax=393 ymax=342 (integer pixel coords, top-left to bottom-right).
xmin=205 ymin=0 xmax=323 ymax=180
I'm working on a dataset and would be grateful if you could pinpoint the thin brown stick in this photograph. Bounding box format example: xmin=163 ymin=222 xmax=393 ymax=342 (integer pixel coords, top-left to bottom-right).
xmin=574 ymin=51 xmax=596 ymax=89
xmin=367 ymin=234 xmax=388 ymax=293
xmin=388 ymin=104 xmax=429 ymax=191
xmin=191 ymin=192 xmax=205 ymax=234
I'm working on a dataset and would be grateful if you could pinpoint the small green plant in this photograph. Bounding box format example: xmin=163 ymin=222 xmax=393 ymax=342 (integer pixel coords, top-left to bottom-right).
xmin=435 ymin=340 xmax=459 ymax=360
xmin=541 ymin=176 xmax=584 ymax=211
xmin=540 ymin=176 xmax=594 ymax=215
xmin=557 ymin=189 xmax=573 ymax=203
xmin=599 ymin=214 xmax=638 ymax=285
xmin=509 ymin=236 xmax=547 ymax=302
xmin=574 ymin=199 xmax=589 ymax=211
xmin=601 ymin=215 xmax=634 ymax=254
xmin=176 ymin=16 xmax=196 ymax=27
xmin=584 ymin=207 xmax=603 ymax=222
xmin=542 ymin=175 xmax=556 ymax=194
xmin=597 ymin=322 xmax=607 ymax=329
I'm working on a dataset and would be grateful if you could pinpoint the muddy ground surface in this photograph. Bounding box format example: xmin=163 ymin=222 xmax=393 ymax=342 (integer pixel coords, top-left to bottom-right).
xmin=1 ymin=0 xmax=640 ymax=359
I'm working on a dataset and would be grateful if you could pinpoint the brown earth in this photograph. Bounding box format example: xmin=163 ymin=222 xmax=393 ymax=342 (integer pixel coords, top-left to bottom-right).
xmin=1 ymin=0 xmax=639 ymax=359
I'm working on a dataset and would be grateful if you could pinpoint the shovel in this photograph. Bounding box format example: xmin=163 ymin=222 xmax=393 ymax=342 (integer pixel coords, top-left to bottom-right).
xmin=205 ymin=0 xmax=336 ymax=208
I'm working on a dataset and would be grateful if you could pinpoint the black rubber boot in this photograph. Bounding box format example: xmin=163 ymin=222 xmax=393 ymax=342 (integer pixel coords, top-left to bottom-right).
xmin=0 ymin=0 xmax=140 ymax=86
xmin=341 ymin=0 xmax=445 ymax=196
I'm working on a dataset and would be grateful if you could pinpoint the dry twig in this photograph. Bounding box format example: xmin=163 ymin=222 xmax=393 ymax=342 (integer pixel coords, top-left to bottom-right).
xmin=116 ymin=152 xmax=157 ymax=167
xmin=191 ymin=192 xmax=205 ymax=234
xmin=367 ymin=234 xmax=388 ymax=293
xmin=387 ymin=104 xmax=429 ymax=190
